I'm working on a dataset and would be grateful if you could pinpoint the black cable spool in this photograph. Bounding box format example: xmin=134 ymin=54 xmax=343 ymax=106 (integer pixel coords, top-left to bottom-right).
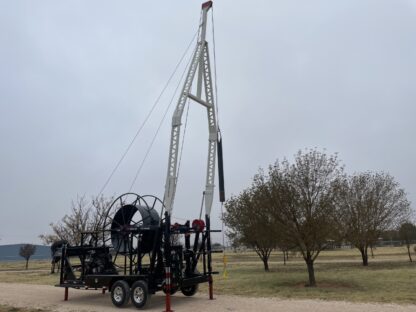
xmin=104 ymin=194 xmax=163 ymax=255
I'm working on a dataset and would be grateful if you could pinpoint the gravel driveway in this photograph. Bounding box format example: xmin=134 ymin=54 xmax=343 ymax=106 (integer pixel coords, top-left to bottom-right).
xmin=0 ymin=283 xmax=415 ymax=312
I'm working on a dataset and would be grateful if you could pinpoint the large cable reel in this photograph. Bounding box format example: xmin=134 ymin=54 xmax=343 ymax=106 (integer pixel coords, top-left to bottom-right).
xmin=103 ymin=193 xmax=164 ymax=254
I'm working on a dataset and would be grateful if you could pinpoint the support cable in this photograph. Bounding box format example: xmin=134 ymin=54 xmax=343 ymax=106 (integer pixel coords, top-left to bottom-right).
xmin=161 ymin=12 xmax=204 ymax=207
xmin=175 ymin=97 xmax=190 ymax=185
xmin=211 ymin=8 xmax=220 ymax=126
xmin=199 ymin=192 xmax=206 ymax=219
xmin=128 ymin=45 xmax=196 ymax=192
xmin=212 ymin=8 xmax=228 ymax=278
xmin=96 ymin=28 xmax=200 ymax=197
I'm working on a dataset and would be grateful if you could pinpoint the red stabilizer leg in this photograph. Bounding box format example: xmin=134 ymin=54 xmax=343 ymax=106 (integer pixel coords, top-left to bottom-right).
xmin=64 ymin=287 xmax=68 ymax=301
xmin=165 ymin=291 xmax=173 ymax=312
xmin=164 ymin=268 xmax=174 ymax=312
xmin=209 ymin=275 xmax=214 ymax=300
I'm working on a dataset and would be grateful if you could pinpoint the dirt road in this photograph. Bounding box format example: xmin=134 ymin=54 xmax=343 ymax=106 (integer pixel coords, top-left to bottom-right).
xmin=0 ymin=283 xmax=415 ymax=312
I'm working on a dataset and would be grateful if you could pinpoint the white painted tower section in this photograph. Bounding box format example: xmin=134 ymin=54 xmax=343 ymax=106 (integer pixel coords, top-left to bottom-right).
xmin=163 ymin=1 xmax=217 ymax=217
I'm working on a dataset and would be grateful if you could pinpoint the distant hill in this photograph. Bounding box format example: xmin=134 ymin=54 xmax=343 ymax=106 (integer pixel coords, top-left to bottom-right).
xmin=0 ymin=244 xmax=51 ymax=261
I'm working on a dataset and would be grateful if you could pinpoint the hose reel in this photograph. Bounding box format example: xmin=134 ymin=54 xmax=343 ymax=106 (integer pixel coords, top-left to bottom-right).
xmin=104 ymin=193 xmax=163 ymax=254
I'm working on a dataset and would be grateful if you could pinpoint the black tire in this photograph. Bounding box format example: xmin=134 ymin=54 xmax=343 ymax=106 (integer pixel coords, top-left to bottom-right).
xmin=111 ymin=280 xmax=130 ymax=307
xmin=131 ymin=280 xmax=150 ymax=309
xmin=162 ymin=284 xmax=178 ymax=295
xmin=181 ymin=284 xmax=198 ymax=297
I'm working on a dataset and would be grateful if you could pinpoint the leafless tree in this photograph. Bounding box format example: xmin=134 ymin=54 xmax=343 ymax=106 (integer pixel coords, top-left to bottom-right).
xmin=399 ymin=222 xmax=416 ymax=262
xmin=19 ymin=244 xmax=36 ymax=270
xmin=268 ymin=149 xmax=343 ymax=286
xmin=39 ymin=195 xmax=114 ymax=246
xmin=336 ymin=172 xmax=410 ymax=266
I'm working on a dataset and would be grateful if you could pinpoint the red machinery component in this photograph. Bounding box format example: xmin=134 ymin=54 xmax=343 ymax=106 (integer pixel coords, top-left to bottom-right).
xmin=192 ymin=219 xmax=205 ymax=232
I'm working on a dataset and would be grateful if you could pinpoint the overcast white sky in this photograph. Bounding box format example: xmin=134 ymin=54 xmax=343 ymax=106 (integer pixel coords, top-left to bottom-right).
xmin=1 ymin=0 xmax=416 ymax=245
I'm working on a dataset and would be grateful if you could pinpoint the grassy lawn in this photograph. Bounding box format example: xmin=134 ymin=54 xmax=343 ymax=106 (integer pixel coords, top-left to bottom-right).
xmin=0 ymin=246 xmax=415 ymax=304
xmin=0 ymin=260 xmax=51 ymax=271
xmin=211 ymin=259 xmax=416 ymax=303
xmin=208 ymin=246 xmax=416 ymax=303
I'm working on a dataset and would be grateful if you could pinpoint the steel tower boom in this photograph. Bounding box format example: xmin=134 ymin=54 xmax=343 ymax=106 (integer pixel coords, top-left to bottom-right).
xmin=163 ymin=1 xmax=217 ymax=216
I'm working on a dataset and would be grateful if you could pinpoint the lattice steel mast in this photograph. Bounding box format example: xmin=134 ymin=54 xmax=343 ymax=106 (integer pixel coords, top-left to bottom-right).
xmin=163 ymin=1 xmax=217 ymax=217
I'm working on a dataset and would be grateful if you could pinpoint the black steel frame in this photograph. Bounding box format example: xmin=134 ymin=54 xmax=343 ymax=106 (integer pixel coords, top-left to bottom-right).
xmin=57 ymin=201 xmax=220 ymax=297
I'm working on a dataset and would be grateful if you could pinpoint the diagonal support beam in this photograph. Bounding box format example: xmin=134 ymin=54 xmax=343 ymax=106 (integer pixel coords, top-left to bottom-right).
xmin=188 ymin=93 xmax=211 ymax=108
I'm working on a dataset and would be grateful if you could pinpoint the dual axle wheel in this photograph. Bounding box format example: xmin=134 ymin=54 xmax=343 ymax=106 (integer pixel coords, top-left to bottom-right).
xmin=110 ymin=280 xmax=199 ymax=309
xmin=111 ymin=280 xmax=149 ymax=309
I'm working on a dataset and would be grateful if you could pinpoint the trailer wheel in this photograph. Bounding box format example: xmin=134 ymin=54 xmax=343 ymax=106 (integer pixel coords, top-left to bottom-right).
xmin=131 ymin=280 xmax=150 ymax=309
xmin=181 ymin=284 xmax=198 ymax=296
xmin=111 ymin=280 xmax=130 ymax=307
xmin=162 ymin=284 xmax=178 ymax=295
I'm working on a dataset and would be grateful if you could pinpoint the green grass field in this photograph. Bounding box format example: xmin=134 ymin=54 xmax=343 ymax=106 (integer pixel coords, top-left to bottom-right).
xmin=208 ymin=246 xmax=416 ymax=304
xmin=0 ymin=246 xmax=415 ymax=304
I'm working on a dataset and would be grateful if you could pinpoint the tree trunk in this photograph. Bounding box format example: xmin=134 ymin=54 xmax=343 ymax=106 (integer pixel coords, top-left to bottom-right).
xmin=305 ymin=256 xmax=316 ymax=287
xmin=359 ymin=247 xmax=368 ymax=266
xmin=254 ymin=247 xmax=271 ymax=272
xmin=262 ymin=257 xmax=269 ymax=271
xmin=407 ymin=245 xmax=413 ymax=262
xmin=25 ymin=259 xmax=29 ymax=270
xmin=370 ymin=246 xmax=374 ymax=258
xmin=283 ymin=250 xmax=286 ymax=266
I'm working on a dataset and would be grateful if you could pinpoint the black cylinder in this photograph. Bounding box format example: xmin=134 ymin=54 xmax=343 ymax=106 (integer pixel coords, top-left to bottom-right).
xmin=217 ymin=133 xmax=225 ymax=202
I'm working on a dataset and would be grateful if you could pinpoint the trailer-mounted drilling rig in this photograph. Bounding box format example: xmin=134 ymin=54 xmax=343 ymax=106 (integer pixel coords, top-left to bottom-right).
xmin=56 ymin=2 xmax=225 ymax=310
